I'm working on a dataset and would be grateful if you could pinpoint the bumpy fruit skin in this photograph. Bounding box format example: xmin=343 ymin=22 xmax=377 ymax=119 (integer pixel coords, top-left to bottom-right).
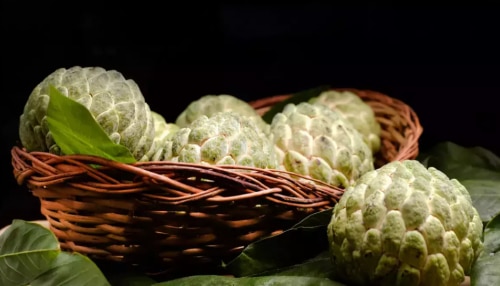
xmin=309 ymin=90 xmax=381 ymax=153
xmin=144 ymin=111 xmax=180 ymax=161
xmin=327 ymin=160 xmax=484 ymax=286
xmin=151 ymin=111 xmax=179 ymax=142
xmin=19 ymin=66 xmax=155 ymax=161
xmin=270 ymin=102 xmax=374 ymax=188
xmin=168 ymin=111 xmax=278 ymax=168
xmin=175 ymin=94 xmax=270 ymax=133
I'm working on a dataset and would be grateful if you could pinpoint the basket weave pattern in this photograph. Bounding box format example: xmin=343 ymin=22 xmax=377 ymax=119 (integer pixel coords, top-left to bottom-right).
xmin=11 ymin=87 xmax=422 ymax=272
xmin=11 ymin=147 xmax=343 ymax=270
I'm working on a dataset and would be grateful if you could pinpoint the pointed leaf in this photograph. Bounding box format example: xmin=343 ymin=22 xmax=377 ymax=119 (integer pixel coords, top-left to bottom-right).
xmin=224 ymin=208 xmax=333 ymax=277
xmin=471 ymin=212 xmax=500 ymax=286
xmin=261 ymin=85 xmax=331 ymax=123
xmin=154 ymin=275 xmax=343 ymax=286
xmin=31 ymin=252 xmax=110 ymax=286
xmin=0 ymin=220 xmax=59 ymax=286
xmin=47 ymin=85 xmax=136 ymax=163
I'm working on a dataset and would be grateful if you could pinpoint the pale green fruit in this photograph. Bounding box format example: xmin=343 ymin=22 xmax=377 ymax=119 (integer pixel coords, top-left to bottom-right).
xmin=168 ymin=111 xmax=278 ymax=168
xmin=309 ymin=90 xmax=381 ymax=153
xmin=151 ymin=111 xmax=180 ymax=142
xmin=143 ymin=111 xmax=180 ymax=161
xmin=327 ymin=160 xmax=484 ymax=286
xmin=270 ymin=102 xmax=374 ymax=188
xmin=19 ymin=66 xmax=155 ymax=161
xmin=175 ymin=94 xmax=270 ymax=133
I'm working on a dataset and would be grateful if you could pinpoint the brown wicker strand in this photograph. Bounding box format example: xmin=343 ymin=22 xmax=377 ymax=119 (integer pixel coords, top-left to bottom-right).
xmin=264 ymin=196 xmax=332 ymax=209
xmin=139 ymin=162 xmax=279 ymax=192
xmin=25 ymin=151 xmax=123 ymax=184
xmin=206 ymin=188 xmax=283 ymax=202
xmin=142 ymin=188 xmax=227 ymax=204
xmin=67 ymin=182 xmax=149 ymax=194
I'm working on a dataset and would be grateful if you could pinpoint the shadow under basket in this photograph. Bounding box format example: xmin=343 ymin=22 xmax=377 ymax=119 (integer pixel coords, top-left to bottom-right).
xmin=11 ymin=146 xmax=344 ymax=274
xmin=249 ymin=88 xmax=423 ymax=168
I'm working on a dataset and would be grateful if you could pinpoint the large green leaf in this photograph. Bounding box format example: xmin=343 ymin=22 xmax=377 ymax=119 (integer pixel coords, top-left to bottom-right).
xmin=46 ymin=85 xmax=136 ymax=163
xmin=224 ymin=208 xmax=333 ymax=277
xmin=471 ymin=212 xmax=500 ymax=286
xmin=106 ymin=274 xmax=156 ymax=286
xmin=0 ymin=219 xmax=60 ymax=286
xmin=0 ymin=220 xmax=111 ymax=286
xmin=31 ymin=252 xmax=110 ymax=286
xmin=418 ymin=141 xmax=500 ymax=181
xmin=154 ymin=275 xmax=343 ymax=286
xmin=102 ymin=264 xmax=158 ymax=286
xmin=261 ymin=250 xmax=336 ymax=279
xmin=418 ymin=141 xmax=500 ymax=224
xmin=461 ymin=180 xmax=500 ymax=223
xmin=261 ymin=85 xmax=331 ymax=123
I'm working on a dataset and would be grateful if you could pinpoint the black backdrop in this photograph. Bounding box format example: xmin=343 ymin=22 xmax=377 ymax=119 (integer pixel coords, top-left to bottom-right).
xmin=2 ymin=3 xmax=500 ymax=227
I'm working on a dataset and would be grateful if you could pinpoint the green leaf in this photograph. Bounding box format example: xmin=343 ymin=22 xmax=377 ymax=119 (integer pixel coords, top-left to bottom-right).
xmin=261 ymin=85 xmax=331 ymax=123
xmin=224 ymin=208 xmax=333 ymax=277
xmin=102 ymin=264 xmax=158 ymax=286
xmin=0 ymin=220 xmax=112 ymax=286
xmin=106 ymin=274 xmax=156 ymax=286
xmin=262 ymin=250 xmax=335 ymax=279
xmin=154 ymin=275 xmax=343 ymax=286
xmin=0 ymin=219 xmax=60 ymax=286
xmin=418 ymin=141 xmax=500 ymax=224
xmin=418 ymin=141 xmax=500 ymax=181
xmin=47 ymin=85 xmax=136 ymax=163
xmin=471 ymin=212 xmax=500 ymax=286
xmin=31 ymin=252 xmax=110 ymax=286
xmin=460 ymin=180 xmax=500 ymax=223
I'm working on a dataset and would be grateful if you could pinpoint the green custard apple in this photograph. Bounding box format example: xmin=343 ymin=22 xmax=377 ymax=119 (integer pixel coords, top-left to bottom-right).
xmin=327 ymin=160 xmax=484 ymax=286
xmin=270 ymin=102 xmax=374 ymax=188
xmin=18 ymin=66 xmax=155 ymax=161
xmin=175 ymin=94 xmax=270 ymax=133
xmin=168 ymin=111 xmax=278 ymax=168
xmin=144 ymin=111 xmax=180 ymax=161
xmin=309 ymin=90 xmax=381 ymax=153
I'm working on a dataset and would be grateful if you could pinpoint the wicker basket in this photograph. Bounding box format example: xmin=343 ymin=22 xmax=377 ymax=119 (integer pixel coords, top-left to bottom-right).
xmin=11 ymin=87 xmax=422 ymax=275
xmin=249 ymin=88 xmax=423 ymax=167
xmin=11 ymin=147 xmax=344 ymax=274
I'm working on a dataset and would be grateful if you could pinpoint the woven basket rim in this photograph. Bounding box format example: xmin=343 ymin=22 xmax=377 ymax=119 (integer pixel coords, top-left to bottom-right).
xmin=11 ymin=145 xmax=344 ymax=208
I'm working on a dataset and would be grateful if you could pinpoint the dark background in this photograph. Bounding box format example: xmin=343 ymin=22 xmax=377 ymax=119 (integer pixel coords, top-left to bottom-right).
xmin=2 ymin=3 xmax=500 ymax=227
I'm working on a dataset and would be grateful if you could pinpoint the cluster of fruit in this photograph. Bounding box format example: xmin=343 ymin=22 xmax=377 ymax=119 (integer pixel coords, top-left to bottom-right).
xmin=18 ymin=66 xmax=483 ymax=286
xmin=19 ymin=66 xmax=381 ymax=189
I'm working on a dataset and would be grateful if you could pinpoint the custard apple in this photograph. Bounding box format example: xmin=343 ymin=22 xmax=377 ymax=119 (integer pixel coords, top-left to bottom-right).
xmin=175 ymin=94 xmax=270 ymax=133
xmin=151 ymin=111 xmax=180 ymax=142
xmin=168 ymin=111 xmax=278 ymax=168
xmin=327 ymin=160 xmax=484 ymax=286
xmin=144 ymin=111 xmax=180 ymax=161
xmin=270 ymin=102 xmax=374 ymax=188
xmin=309 ymin=90 xmax=381 ymax=153
xmin=18 ymin=66 xmax=155 ymax=161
